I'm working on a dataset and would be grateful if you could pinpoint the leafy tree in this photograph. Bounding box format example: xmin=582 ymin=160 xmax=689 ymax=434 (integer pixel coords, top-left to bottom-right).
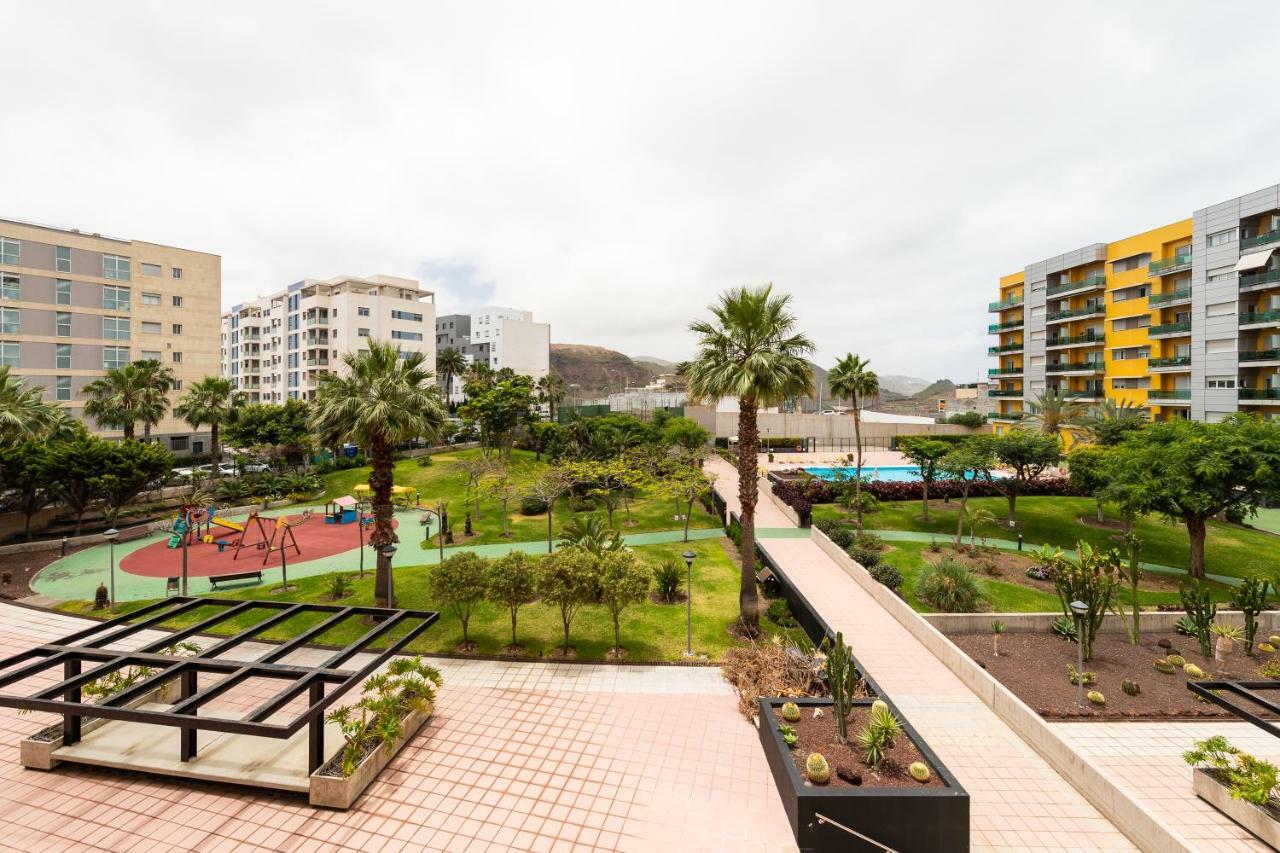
xmin=0 ymin=440 xmax=54 ymax=539
xmin=0 ymin=367 xmax=62 ymax=445
xmin=481 ymin=466 xmax=523 ymax=538
xmin=982 ymin=429 xmax=1062 ymax=524
xmin=536 ymin=372 xmax=566 ymax=422
xmin=435 ymin=347 xmax=468 ymax=404
xmin=828 ymin=353 xmax=879 ymax=532
xmin=1025 ymin=389 xmax=1085 ymax=436
xmin=526 ymin=420 xmax=559 ymax=461
xmin=939 ymin=439 xmax=995 ymax=547
xmin=1080 ymin=399 xmax=1147 ymax=446
xmin=1104 ymin=415 xmax=1280 ymax=579
xmin=943 ymin=411 xmax=985 ymax=428
xmin=1067 ymin=443 xmax=1112 ymax=522
xmin=45 ymin=434 xmax=111 ymax=534
xmin=94 ymin=440 xmax=175 ymax=526
xmin=426 ymin=552 xmax=488 ymax=649
xmin=597 ymin=549 xmax=651 ymax=656
xmin=657 ymin=456 xmax=717 ymax=541
xmin=683 ymin=285 xmax=813 ymax=632
xmin=537 ymin=546 xmax=600 ymax=654
xmin=898 ymin=436 xmax=950 ymax=521
xmin=485 ymin=551 xmax=539 ymax=649
xmin=174 ymin=377 xmax=241 ymax=476
xmin=310 ymin=340 xmax=445 ymax=606
xmin=527 ymin=468 xmax=573 ymax=553
xmin=459 ymin=375 xmax=537 ymax=461
xmin=223 ymin=399 xmax=313 ymax=465
xmin=660 ymin=417 xmax=711 ymax=453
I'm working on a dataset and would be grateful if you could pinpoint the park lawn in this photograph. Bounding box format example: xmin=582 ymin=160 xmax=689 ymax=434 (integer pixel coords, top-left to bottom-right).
xmin=324 ymin=449 xmax=720 ymax=548
xmin=56 ymin=539 xmax=757 ymax=662
xmin=814 ymin=495 xmax=1280 ymax=583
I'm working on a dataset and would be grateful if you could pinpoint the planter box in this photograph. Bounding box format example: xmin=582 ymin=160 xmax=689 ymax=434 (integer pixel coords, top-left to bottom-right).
xmin=21 ymin=682 xmax=174 ymax=771
xmin=1193 ymin=767 xmax=1280 ymax=848
xmin=759 ymin=698 xmax=968 ymax=852
xmin=309 ymin=705 xmax=432 ymax=809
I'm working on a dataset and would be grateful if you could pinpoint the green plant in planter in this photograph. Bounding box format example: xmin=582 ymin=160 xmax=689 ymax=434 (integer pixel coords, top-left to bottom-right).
xmin=81 ymin=641 xmax=202 ymax=702
xmin=909 ymin=761 xmax=931 ymax=782
xmin=1260 ymin=643 xmax=1277 ymax=654
xmin=1179 ymin=580 xmax=1217 ymax=658
xmin=1046 ymin=541 xmax=1118 ymax=662
xmin=1183 ymin=735 xmax=1280 ymax=807
xmin=766 ymin=598 xmax=797 ymax=628
xmin=779 ymin=701 xmax=801 ymax=722
xmin=1122 ymin=679 xmax=1141 ymax=696
xmin=1050 ymin=617 xmax=1077 ymax=642
xmin=1066 ymin=663 xmax=1096 ymax=686
xmin=821 ymin=631 xmax=863 ymax=745
xmin=325 ymin=657 xmax=443 ymax=777
xmin=1270 ymin=635 xmax=1280 ymax=646
xmin=1087 ymin=690 xmax=1106 ymax=705
xmin=1167 ymin=653 xmax=1186 ymax=667
xmin=1259 ymin=658 xmax=1280 ymax=680
xmin=857 ymin=704 xmax=904 ymax=767
xmin=1233 ymin=576 xmax=1270 ymax=657
xmin=1184 ymin=663 xmax=1207 ymax=679
xmin=805 ymin=753 xmax=830 ymax=784
xmin=777 ymin=723 xmax=798 ymax=746
xmin=991 ymin=620 xmax=1006 ymax=657
xmin=1154 ymin=658 xmax=1176 ymax=674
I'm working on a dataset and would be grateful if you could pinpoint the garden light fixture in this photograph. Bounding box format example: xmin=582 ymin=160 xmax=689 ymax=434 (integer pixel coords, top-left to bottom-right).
xmin=104 ymin=528 xmax=119 ymax=611
xmin=1070 ymin=600 xmax=1088 ymax=708
xmin=683 ymin=550 xmax=696 ymax=657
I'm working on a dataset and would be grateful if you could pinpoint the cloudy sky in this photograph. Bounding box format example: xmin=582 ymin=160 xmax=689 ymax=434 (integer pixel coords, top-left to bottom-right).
xmin=6 ymin=2 xmax=1280 ymax=380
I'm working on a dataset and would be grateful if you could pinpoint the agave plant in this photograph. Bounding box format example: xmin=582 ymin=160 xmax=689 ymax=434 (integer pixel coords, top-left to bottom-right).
xmin=558 ymin=513 xmax=624 ymax=556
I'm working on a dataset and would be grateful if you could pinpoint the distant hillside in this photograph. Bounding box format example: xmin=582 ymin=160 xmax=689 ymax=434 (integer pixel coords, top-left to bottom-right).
xmin=912 ymin=379 xmax=956 ymax=400
xmin=879 ymin=374 xmax=933 ymax=397
xmin=551 ymin=344 xmax=657 ymax=400
xmin=630 ymin=355 xmax=678 ymax=372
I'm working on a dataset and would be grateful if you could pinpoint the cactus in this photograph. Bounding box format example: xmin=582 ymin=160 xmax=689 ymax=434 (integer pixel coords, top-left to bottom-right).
xmin=1087 ymin=690 xmax=1105 ymax=705
xmin=1270 ymin=635 xmax=1280 ymax=646
xmin=1179 ymin=580 xmax=1216 ymax=658
xmin=1183 ymin=663 xmax=1207 ymax=678
xmin=777 ymin=724 xmax=798 ymax=746
xmin=871 ymin=699 xmax=888 ymax=714
xmin=1259 ymin=659 xmax=1280 ymax=679
xmin=805 ymin=753 xmax=830 ymax=785
xmin=1234 ymin=576 xmax=1270 ymax=657
xmin=822 ymin=632 xmax=862 ymax=745
xmin=909 ymin=761 xmax=931 ymax=782
xmin=1260 ymin=643 xmax=1277 ymax=654
xmin=1155 ymin=658 xmax=1176 ymax=674
xmin=1067 ymin=663 xmax=1096 ymax=685
xmin=780 ymin=701 xmax=801 ymax=722
xmin=1122 ymin=679 xmax=1141 ymax=696
xmin=1167 ymin=654 xmax=1186 ymax=667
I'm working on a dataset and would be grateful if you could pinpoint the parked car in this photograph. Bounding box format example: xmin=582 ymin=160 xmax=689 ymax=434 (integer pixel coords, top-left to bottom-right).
xmin=242 ymin=462 xmax=271 ymax=474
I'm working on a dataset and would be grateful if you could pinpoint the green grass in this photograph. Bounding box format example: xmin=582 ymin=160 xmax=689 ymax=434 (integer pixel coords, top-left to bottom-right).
xmin=815 ymin=495 xmax=1280 ymax=583
xmin=324 ymin=449 xmax=720 ymax=549
xmin=56 ymin=539 xmax=753 ymax=662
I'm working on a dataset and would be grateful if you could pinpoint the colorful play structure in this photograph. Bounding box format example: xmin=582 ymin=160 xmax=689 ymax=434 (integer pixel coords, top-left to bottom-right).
xmin=325 ymin=495 xmax=360 ymax=524
xmin=352 ymin=483 xmax=420 ymax=507
xmin=165 ymin=504 xmax=315 ymax=566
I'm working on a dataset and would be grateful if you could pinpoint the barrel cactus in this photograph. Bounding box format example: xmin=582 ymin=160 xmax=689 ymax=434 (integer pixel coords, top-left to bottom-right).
xmin=1122 ymin=679 xmax=1141 ymax=696
xmin=1087 ymin=690 xmax=1105 ymax=705
xmin=1167 ymin=654 xmax=1186 ymax=667
xmin=908 ymin=761 xmax=931 ymax=782
xmin=1184 ymin=663 xmax=1207 ymax=678
xmin=805 ymin=753 xmax=830 ymax=785
xmin=871 ymin=699 xmax=888 ymax=715
xmin=1270 ymin=635 xmax=1280 ymax=646
xmin=780 ymin=701 xmax=801 ymax=722
xmin=1154 ymin=658 xmax=1176 ymax=674
xmin=1260 ymin=643 xmax=1277 ymax=654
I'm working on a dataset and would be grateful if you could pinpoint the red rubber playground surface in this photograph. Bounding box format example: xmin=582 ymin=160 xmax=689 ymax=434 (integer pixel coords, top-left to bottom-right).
xmin=120 ymin=515 xmax=398 ymax=578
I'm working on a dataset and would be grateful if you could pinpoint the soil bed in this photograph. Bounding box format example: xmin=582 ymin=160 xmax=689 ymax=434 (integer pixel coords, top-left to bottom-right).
xmin=784 ymin=705 xmax=942 ymax=789
xmin=951 ymin=629 xmax=1279 ymax=719
xmin=0 ymin=541 xmax=94 ymax=599
xmin=922 ymin=546 xmax=1185 ymax=596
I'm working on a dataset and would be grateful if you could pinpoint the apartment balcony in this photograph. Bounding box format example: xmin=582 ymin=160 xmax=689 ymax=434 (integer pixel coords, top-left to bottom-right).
xmin=1045 ymin=333 xmax=1104 ymax=350
xmin=1240 ymin=309 xmax=1280 ymax=329
xmin=1046 ymin=275 xmax=1106 ymax=299
xmin=1046 ymin=362 xmax=1105 ymax=376
xmin=988 ymin=297 xmax=1024 ymax=312
xmin=1240 ymin=269 xmax=1280 ymax=291
xmin=1148 ymin=389 xmax=1192 ymax=404
xmin=988 ymin=342 xmax=1024 ymax=355
xmin=988 ymin=319 xmax=1024 ymax=334
xmin=1148 ymin=252 xmax=1193 ymax=276
xmin=1239 ymin=349 xmax=1280 ymax=367
xmin=1046 ymin=305 xmax=1105 ymax=324
xmin=988 ymin=367 xmax=1024 ymax=377
xmin=987 ymin=389 xmax=1023 ymax=398
xmin=1148 ymin=356 xmax=1191 ymax=372
xmin=305 ymin=358 xmax=331 ymax=367
xmin=989 ymin=411 xmax=1026 ymax=422
xmin=1148 ymin=288 xmax=1192 ymax=308
xmin=1241 ymin=230 xmax=1280 ymax=250
xmin=304 ymin=316 xmax=329 ymax=327
xmin=1149 ymin=321 xmax=1192 ymax=338
xmin=1054 ymin=388 xmax=1103 ymax=402
xmin=1240 ymin=388 xmax=1280 ymax=403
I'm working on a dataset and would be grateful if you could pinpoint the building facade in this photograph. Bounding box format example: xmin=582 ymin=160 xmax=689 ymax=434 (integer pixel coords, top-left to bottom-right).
xmin=221 ymin=274 xmax=435 ymax=403
xmin=435 ymin=306 xmax=550 ymax=400
xmin=0 ymin=217 xmax=220 ymax=451
xmin=989 ymin=183 xmax=1280 ymax=425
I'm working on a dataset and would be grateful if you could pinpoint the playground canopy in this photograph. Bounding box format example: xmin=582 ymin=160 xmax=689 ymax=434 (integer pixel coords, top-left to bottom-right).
xmin=352 ymin=484 xmax=418 ymax=503
xmin=331 ymin=496 xmax=358 ymax=508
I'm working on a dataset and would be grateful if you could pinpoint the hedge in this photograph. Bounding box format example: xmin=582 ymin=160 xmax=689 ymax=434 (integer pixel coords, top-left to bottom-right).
xmin=772 ymin=474 xmax=1084 ymax=515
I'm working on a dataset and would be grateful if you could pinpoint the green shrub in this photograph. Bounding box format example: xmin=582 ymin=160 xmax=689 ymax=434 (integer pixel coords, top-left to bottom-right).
xmin=856 ymin=532 xmax=884 ymax=551
xmin=847 ymin=545 xmax=881 ymax=568
xmin=816 ymin=518 xmax=855 ymax=549
xmin=325 ymin=572 xmax=352 ymax=600
xmin=917 ymin=557 xmax=985 ymax=612
xmin=766 ymin=598 xmax=797 ymax=627
xmin=520 ymin=494 xmax=549 ymax=516
xmin=653 ymin=559 xmax=684 ymax=603
xmin=869 ymin=563 xmax=903 ymax=592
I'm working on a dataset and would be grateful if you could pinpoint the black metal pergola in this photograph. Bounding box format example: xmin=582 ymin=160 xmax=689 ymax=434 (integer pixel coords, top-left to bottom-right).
xmin=0 ymin=597 xmax=439 ymax=774
xmin=1188 ymin=680 xmax=1280 ymax=736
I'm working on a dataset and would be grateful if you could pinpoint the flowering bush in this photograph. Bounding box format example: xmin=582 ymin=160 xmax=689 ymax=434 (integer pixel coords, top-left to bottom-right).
xmin=772 ymin=473 xmax=1083 ymax=514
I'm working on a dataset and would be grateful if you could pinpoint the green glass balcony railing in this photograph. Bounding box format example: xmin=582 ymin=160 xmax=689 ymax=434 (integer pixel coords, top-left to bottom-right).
xmin=1046 ymin=333 xmax=1103 ymax=348
xmin=1149 ymin=288 xmax=1192 ymax=306
xmin=988 ymin=367 xmax=1023 ymax=376
xmin=1240 ymin=349 xmax=1280 ymax=363
xmin=1240 ymin=309 xmax=1280 ymax=325
xmin=1046 ymin=362 xmax=1105 ymax=373
xmin=1149 ymin=356 xmax=1191 ymax=368
xmin=989 ymin=297 xmax=1024 ymax=312
xmin=987 ymin=389 xmax=1023 ymax=398
xmin=1046 ymin=305 xmax=1105 ymax=322
xmin=1148 ymin=252 xmax=1193 ymax=275
xmin=1241 ymin=230 xmax=1280 ymax=250
xmin=1240 ymin=268 xmax=1280 ymax=289
xmin=1047 ymin=275 xmax=1106 ymax=298
xmin=1149 ymin=389 xmax=1192 ymax=401
xmin=990 ymin=411 xmax=1026 ymax=420
xmin=1240 ymin=388 xmax=1280 ymax=401
xmin=988 ymin=342 xmax=1024 ymax=354
xmin=1149 ymin=321 xmax=1192 ymax=336
xmin=988 ymin=319 xmax=1024 ymax=334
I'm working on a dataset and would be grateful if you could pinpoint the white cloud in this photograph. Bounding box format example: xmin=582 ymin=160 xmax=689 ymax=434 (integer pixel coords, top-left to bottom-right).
xmin=4 ymin=1 xmax=1280 ymax=379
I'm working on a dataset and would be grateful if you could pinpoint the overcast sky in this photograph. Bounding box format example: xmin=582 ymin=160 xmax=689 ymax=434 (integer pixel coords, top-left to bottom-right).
xmin=6 ymin=2 xmax=1280 ymax=380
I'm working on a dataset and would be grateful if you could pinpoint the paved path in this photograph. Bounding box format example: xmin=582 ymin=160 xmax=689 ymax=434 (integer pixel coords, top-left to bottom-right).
xmin=708 ymin=455 xmax=1138 ymax=850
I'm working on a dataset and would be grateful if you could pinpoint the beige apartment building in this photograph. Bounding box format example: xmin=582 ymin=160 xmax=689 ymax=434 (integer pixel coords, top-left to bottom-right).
xmin=221 ymin=274 xmax=436 ymax=402
xmin=0 ymin=217 xmax=221 ymax=451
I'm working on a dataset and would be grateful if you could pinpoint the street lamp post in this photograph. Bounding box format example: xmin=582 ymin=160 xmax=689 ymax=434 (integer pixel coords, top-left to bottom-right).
xmin=104 ymin=528 xmax=119 ymax=611
xmin=180 ymin=522 xmax=189 ymax=597
xmin=419 ymin=508 xmax=445 ymax=564
xmin=1070 ymin=599 xmax=1088 ymax=708
xmin=357 ymin=500 xmax=371 ymax=578
xmin=381 ymin=543 xmax=399 ymax=608
xmin=682 ymin=550 xmax=696 ymax=658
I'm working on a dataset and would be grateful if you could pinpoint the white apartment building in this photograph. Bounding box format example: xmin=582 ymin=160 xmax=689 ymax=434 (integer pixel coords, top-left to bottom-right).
xmin=435 ymin=305 xmax=550 ymax=401
xmin=221 ymin=274 xmax=435 ymax=402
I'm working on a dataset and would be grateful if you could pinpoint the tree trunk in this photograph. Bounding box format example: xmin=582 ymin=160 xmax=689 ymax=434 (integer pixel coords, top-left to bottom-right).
xmin=1187 ymin=513 xmax=1207 ymax=580
xmin=853 ymin=401 xmax=864 ymax=532
xmin=737 ymin=398 xmax=760 ymax=632
xmin=546 ymin=505 xmax=554 ymax=553
xmin=613 ymin=613 xmax=621 ymax=655
xmin=562 ymin=610 xmax=571 ymax=652
xmin=684 ymin=496 xmax=693 ymax=542
xmin=1096 ymin=497 xmax=1105 ymax=523
xmin=1006 ymin=492 xmax=1017 ymax=524
xmin=123 ymin=423 xmax=135 ymax=441
xmin=955 ymin=489 xmax=968 ymax=547
xmin=921 ymin=476 xmax=930 ymax=522
xmin=143 ymin=421 xmax=152 ymax=441
xmin=368 ymin=434 xmax=398 ymax=607
xmin=511 ymin=609 xmax=518 ymax=646
xmin=210 ymin=423 xmax=221 ymax=479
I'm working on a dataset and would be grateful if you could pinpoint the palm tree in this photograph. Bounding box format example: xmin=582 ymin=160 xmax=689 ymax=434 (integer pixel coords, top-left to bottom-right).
xmin=83 ymin=363 xmax=154 ymax=440
xmin=684 ymin=285 xmax=813 ymax=632
xmin=310 ymin=340 xmax=446 ymax=607
xmin=1079 ymin=398 xmax=1147 ymax=445
xmin=133 ymin=359 xmax=177 ymax=441
xmin=436 ymin=347 xmax=467 ymax=405
xmin=1026 ymin=389 xmax=1086 ymax=436
xmin=174 ymin=377 xmax=241 ymax=477
xmin=536 ymin=372 xmax=567 ymax=422
xmin=0 ymin=368 xmax=61 ymax=445
xmin=828 ymin=354 xmax=880 ymax=532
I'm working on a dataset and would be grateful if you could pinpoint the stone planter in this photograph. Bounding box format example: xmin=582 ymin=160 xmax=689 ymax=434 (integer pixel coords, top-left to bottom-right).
xmin=1193 ymin=767 xmax=1280 ymax=848
xmin=758 ymin=698 xmax=969 ymax=852
xmin=20 ymin=682 xmax=173 ymax=771
xmin=309 ymin=705 xmax=432 ymax=809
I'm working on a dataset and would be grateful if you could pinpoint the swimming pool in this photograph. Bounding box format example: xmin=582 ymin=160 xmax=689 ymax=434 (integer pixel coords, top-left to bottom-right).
xmin=800 ymin=465 xmax=995 ymax=483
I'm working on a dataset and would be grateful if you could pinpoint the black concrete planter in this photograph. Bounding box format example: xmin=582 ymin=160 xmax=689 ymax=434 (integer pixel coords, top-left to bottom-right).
xmin=759 ymin=698 xmax=969 ymax=853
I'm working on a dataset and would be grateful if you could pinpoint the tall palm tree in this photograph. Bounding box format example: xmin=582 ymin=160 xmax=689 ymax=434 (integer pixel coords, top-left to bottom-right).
xmin=828 ymin=354 xmax=880 ymax=532
xmin=174 ymin=377 xmax=242 ymax=476
xmin=310 ymin=340 xmax=446 ymax=607
xmin=436 ymin=347 xmax=467 ymax=405
xmin=536 ymin=372 xmax=567 ymax=422
xmin=134 ymin=359 xmax=177 ymax=441
xmin=684 ymin=285 xmax=813 ymax=632
xmin=1026 ymin=389 xmax=1086 ymax=436
xmin=0 ymin=368 xmax=61 ymax=445
xmin=83 ymin=363 xmax=154 ymax=440
xmin=1079 ymin=398 xmax=1147 ymax=445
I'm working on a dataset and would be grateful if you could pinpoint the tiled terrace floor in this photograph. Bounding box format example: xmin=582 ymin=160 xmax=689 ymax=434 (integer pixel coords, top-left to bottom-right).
xmin=0 ymin=603 xmax=793 ymax=852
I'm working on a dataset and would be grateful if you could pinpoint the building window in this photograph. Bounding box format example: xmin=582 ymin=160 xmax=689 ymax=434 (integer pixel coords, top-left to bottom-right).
xmin=141 ymin=321 xmax=162 ymax=335
xmin=1207 ymin=266 xmax=1236 ymax=283
xmin=56 ymin=343 xmax=71 ymax=369
xmin=103 ymin=285 xmax=130 ymax=310
xmin=56 ymin=279 xmax=71 ymax=305
xmin=391 ymin=330 xmax=423 ymax=341
xmin=56 ymin=312 xmax=71 ymax=337
xmin=0 ymin=342 xmax=17 ymax=368
xmin=103 ymin=316 xmax=130 ymax=340
xmin=55 ymin=377 xmax=71 ymax=401
xmin=172 ymin=351 xmax=182 ymax=363
xmin=391 ymin=310 xmax=423 ymax=322
xmin=141 ymin=291 xmax=162 ymax=306
xmin=55 ymin=246 xmax=71 ymax=272
xmin=172 ymin=295 xmax=183 ymax=307
xmin=141 ymin=349 xmax=161 ymax=361
xmin=103 ymin=346 xmax=130 ymax=370
xmin=172 ymin=323 xmax=183 ymax=335
xmin=172 ymin=267 xmax=183 ymax=279
xmin=172 ymin=379 xmax=183 ymax=391
xmin=357 ymin=328 xmax=370 ymax=337
xmin=0 ymin=308 xmax=18 ymax=335
xmin=1207 ymin=376 xmax=1236 ymax=389
xmin=170 ymin=436 xmax=189 ymax=451
xmin=140 ymin=262 xmax=162 ymax=277
xmin=0 ymin=274 xmax=17 ymax=300
xmin=0 ymin=238 xmax=18 ymax=265
xmin=102 ymin=254 xmax=130 ymax=281
xmin=358 ymin=307 xmax=370 ymax=317
xmin=1207 ymin=228 xmax=1237 ymax=247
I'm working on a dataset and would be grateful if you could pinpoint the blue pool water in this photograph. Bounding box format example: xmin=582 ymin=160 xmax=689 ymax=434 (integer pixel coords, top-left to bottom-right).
xmin=802 ymin=465 xmax=926 ymax=482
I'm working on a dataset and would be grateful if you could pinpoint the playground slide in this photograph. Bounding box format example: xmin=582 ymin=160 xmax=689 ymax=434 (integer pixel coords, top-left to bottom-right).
xmin=168 ymin=517 xmax=190 ymax=549
xmin=210 ymin=516 xmax=245 ymax=533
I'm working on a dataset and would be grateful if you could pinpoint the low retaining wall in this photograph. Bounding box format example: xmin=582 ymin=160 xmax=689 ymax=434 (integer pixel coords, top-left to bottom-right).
xmin=762 ymin=478 xmax=804 ymax=527
xmin=810 ymin=525 xmax=1195 ymax=853
xmin=923 ymin=610 xmax=1280 ymax=637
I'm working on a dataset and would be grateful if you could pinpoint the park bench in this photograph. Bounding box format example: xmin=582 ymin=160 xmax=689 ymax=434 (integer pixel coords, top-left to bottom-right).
xmin=208 ymin=569 xmax=264 ymax=590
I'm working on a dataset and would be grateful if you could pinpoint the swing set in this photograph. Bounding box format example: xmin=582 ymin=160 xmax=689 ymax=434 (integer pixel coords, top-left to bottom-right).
xmin=247 ymin=509 xmax=315 ymax=566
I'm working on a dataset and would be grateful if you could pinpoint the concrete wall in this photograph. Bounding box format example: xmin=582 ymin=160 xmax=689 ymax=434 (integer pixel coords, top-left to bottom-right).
xmin=685 ymin=404 xmax=978 ymax=443
xmin=923 ymin=610 xmax=1280 ymax=636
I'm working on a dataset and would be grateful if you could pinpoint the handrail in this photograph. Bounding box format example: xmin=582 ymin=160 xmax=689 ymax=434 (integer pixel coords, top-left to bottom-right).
xmin=813 ymin=812 xmax=900 ymax=852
